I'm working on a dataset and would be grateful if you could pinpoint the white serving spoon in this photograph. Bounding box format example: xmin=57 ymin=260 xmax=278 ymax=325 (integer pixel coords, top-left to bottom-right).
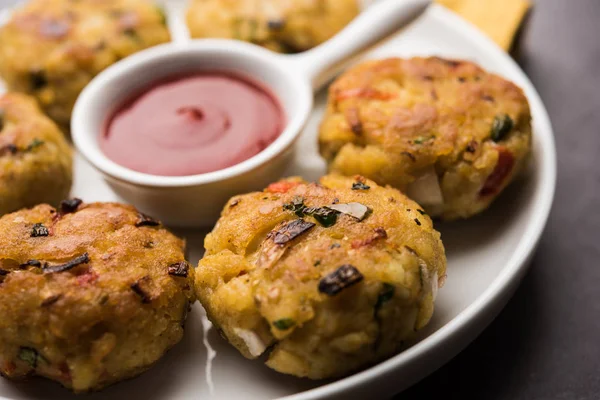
xmin=72 ymin=0 xmax=431 ymax=227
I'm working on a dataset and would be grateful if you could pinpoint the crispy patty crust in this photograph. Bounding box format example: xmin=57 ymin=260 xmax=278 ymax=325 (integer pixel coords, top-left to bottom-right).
xmin=319 ymin=57 xmax=532 ymax=220
xmin=186 ymin=0 xmax=359 ymax=53
xmin=0 ymin=202 xmax=195 ymax=392
xmin=0 ymin=93 xmax=72 ymax=216
xmin=0 ymin=0 xmax=170 ymax=127
xmin=196 ymin=175 xmax=446 ymax=379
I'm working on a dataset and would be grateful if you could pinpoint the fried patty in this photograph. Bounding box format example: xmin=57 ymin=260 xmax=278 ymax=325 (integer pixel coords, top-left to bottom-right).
xmin=319 ymin=57 xmax=532 ymax=220
xmin=186 ymin=0 xmax=359 ymax=53
xmin=0 ymin=93 xmax=72 ymax=216
xmin=0 ymin=202 xmax=195 ymax=392
xmin=196 ymin=174 xmax=446 ymax=379
xmin=0 ymin=0 xmax=170 ymax=127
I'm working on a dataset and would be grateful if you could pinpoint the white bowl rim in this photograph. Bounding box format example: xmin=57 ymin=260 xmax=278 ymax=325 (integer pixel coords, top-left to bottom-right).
xmin=277 ymin=5 xmax=557 ymax=400
xmin=71 ymin=39 xmax=313 ymax=188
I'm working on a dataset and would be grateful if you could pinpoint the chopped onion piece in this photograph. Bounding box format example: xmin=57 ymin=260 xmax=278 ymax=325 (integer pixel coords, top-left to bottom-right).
xmin=233 ymin=328 xmax=267 ymax=358
xmin=419 ymin=262 xmax=439 ymax=302
xmin=405 ymin=167 xmax=444 ymax=206
xmin=257 ymin=239 xmax=286 ymax=269
xmin=326 ymin=202 xmax=371 ymax=221
xmin=431 ymin=270 xmax=439 ymax=301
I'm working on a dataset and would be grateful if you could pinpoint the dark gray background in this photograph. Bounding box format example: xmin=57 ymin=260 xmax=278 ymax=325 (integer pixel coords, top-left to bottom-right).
xmin=396 ymin=0 xmax=600 ymax=399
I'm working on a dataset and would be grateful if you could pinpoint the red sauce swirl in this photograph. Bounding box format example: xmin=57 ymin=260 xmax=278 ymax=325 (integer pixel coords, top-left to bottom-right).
xmin=101 ymin=73 xmax=284 ymax=176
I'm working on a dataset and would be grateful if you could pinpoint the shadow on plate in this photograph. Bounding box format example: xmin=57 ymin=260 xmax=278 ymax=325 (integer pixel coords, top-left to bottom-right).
xmin=397 ymin=256 xmax=546 ymax=400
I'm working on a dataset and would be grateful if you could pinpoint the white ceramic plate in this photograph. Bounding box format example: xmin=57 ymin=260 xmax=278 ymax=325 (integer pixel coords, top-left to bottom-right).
xmin=0 ymin=2 xmax=556 ymax=400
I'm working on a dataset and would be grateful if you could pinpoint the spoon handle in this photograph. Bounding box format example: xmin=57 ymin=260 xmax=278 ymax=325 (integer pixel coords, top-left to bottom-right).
xmin=283 ymin=0 xmax=431 ymax=91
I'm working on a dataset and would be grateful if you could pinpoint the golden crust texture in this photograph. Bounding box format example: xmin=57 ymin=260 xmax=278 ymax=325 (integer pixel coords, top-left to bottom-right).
xmin=0 ymin=202 xmax=196 ymax=392
xmin=186 ymin=0 xmax=359 ymax=53
xmin=0 ymin=0 xmax=170 ymax=127
xmin=0 ymin=93 xmax=72 ymax=216
xmin=319 ymin=57 xmax=532 ymax=220
xmin=196 ymin=175 xmax=446 ymax=379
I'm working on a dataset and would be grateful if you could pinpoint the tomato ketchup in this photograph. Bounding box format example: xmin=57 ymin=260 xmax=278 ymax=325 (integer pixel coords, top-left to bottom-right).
xmin=101 ymin=73 xmax=284 ymax=176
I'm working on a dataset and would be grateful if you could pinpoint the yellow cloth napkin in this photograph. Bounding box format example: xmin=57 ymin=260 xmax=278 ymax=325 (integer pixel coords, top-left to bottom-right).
xmin=436 ymin=0 xmax=531 ymax=50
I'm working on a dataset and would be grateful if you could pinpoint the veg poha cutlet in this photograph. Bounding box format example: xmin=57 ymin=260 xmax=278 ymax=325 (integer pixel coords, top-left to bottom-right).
xmin=319 ymin=57 xmax=532 ymax=220
xmin=196 ymin=174 xmax=446 ymax=379
xmin=0 ymin=202 xmax=195 ymax=392
xmin=0 ymin=93 xmax=72 ymax=216
xmin=186 ymin=0 xmax=359 ymax=53
xmin=0 ymin=0 xmax=171 ymax=127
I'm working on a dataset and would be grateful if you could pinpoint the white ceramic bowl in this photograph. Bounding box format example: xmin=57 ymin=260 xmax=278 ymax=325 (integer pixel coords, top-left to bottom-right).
xmin=72 ymin=41 xmax=312 ymax=227
xmin=71 ymin=0 xmax=430 ymax=227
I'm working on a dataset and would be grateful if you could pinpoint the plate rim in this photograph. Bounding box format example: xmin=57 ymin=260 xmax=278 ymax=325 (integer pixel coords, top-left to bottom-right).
xmin=277 ymin=4 xmax=557 ymax=400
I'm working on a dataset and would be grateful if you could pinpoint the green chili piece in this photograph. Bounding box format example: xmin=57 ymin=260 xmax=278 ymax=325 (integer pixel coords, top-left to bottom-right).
xmin=26 ymin=138 xmax=44 ymax=152
xmin=18 ymin=347 xmax=39 ymax=368
xmin=283 ymin=196 xmax=305 ymax=217
xmin=491 ymin=114 xmax=514 ymax=142
xmin=273 ymin=318 xmax=295 ymax=330
xmin=351 ymin=182 xmax=370 ymax=190
xmin=304 ymin=207 xmax=338 ymax=227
